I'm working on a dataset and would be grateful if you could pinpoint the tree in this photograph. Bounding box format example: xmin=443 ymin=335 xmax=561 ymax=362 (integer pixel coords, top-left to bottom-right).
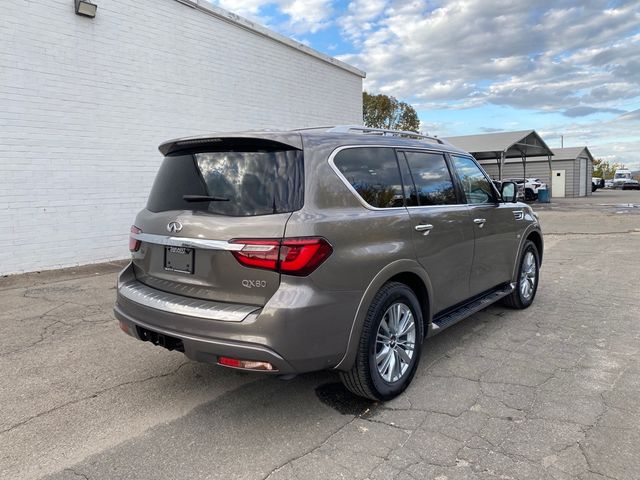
xmin=592 ymin=158 xmax=620 ymax=179
xmin=363 ymin=92 xmax=420 ymax=132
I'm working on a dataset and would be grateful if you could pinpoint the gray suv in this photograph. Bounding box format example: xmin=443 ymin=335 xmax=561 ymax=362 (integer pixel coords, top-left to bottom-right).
xmin=114 ymin=126 xmax=542 ymax=400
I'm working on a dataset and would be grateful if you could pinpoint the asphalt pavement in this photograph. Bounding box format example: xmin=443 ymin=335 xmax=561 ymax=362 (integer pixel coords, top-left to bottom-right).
xmin=1 ymin=190 xmax=639 ymax=480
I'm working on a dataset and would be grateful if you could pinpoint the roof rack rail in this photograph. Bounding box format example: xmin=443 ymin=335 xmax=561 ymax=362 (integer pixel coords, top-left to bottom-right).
xmin=296 ymin=125 xmax=445 ymax=144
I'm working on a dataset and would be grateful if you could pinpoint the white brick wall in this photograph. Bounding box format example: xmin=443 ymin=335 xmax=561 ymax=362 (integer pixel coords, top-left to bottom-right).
xmin=0 ymin=0 xmax=364 ymax=275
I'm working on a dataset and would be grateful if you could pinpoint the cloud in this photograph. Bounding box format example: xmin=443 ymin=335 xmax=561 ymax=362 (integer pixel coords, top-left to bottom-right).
xmin=563 ymin=106 xmax=626 ymax=117
xmin=279 ymin=0 xmax=334 ymax=33
xmin=209 ymin=0 xmax=640 ymax=168
xmin=540 ymin=109 xmax=640 ymax=169
xmin=212 ymin=0 xmax=333 ymax=33
xmin=619 ymin=109 xmax=640 ymax=121
xmin=337 ymin=0 xmax=640 ymax=113
xmin=338 ymin=0 xmax=388 ymax=42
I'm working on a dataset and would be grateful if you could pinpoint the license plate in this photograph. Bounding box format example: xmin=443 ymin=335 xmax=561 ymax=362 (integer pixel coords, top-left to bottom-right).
xmin=164 ymin=246 xmax=194 ymax=274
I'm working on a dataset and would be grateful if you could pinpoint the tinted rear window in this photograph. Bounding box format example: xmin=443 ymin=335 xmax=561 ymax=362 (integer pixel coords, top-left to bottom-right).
xmin=401 ymin=151 xmax=457 ymax=206
xmin=333 ymin=147 xmax=404 ymax=208
xmin=146 ymin=149 xmax=304 ymax=216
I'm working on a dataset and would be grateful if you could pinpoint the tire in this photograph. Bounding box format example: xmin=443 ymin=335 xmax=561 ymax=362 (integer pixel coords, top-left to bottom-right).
xmin=525 ymin=189 xmax=534 ymax=201
xmin=503 ymin=240 xmax=540 ymax=309
xmin=340 ymin=282 xmax=424 ymax=401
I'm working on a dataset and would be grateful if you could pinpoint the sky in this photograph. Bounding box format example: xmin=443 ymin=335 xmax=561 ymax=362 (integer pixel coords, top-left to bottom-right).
xmin=209 ymin=0 xmax=640 ymax=170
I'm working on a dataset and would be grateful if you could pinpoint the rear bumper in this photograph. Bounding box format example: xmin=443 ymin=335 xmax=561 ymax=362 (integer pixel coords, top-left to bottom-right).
xmin=114 ymin=263 xmax=362 ymax=375
xmin=114 ymin=303 xmax=295 ymax=373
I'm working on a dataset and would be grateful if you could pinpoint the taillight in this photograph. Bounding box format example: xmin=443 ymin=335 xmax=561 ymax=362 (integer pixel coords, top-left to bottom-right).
xmin=129 ymin=225 xmax=142 ymax=252
xmin=230 ymin=240 xmax=280 ymax=270
xmin=279 ymin=238 xmax=333 ymax=275
xmin=231 ymin=237 xmax=333 ymax=276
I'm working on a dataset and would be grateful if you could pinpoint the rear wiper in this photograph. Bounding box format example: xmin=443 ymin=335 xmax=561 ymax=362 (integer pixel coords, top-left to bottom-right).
xmin=182 ymin=195 xmax=230 ymax=202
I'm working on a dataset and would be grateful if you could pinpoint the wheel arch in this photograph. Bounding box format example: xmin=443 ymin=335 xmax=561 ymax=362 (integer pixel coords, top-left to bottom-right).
xmin=511 ymin=225 xmax=544 ymax=281
xmin=527 ymin=230 xmax=543 ymax=265
xmin=333 ymin=259 xmax=433 ymax=372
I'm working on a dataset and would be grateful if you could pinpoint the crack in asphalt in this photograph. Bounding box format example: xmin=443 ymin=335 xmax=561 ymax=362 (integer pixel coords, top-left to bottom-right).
xmin=262 ymin=416 xmax=359 ymax=480
xmin=0 ymin=362 xmax=190 ymax=435
xmin=4 ymin=208 xmax=639 ymax=480
xmin=63 ymin=468 xmax=89 ymax=480
xmin=0 ymin=301 xmax=114 ymax=357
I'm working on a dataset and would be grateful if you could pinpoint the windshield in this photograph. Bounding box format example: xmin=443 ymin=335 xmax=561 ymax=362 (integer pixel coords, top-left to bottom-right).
xmin=146 ymin=149 xmax=304 ymax=216
xmin=614 ymin=172 xmax=630 ymax=179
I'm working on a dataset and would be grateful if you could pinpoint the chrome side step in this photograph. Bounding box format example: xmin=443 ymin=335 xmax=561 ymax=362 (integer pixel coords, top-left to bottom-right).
xmin=430 ymin=283 xmax=515 ymax=335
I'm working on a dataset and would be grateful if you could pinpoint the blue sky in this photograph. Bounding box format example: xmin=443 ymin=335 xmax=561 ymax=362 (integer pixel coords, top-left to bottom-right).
xmin=210 ymin=0 xmax=640 ymax=169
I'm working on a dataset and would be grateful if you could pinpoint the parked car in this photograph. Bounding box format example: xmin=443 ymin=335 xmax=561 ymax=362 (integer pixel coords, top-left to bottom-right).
xmin=592 ymin=177 xmax=605 ymax=192
xmin=506 ymin=178 xmax=547 ymax=201
xmin=604 ymin=179 xmax=614 ymax=189
xmin=621 ymin=179 xmax=640 ymax=190
xmin=114 ymin=126 xmax=543 ymax=400
xmin=613 ymin=169 xmax=633 ymax=189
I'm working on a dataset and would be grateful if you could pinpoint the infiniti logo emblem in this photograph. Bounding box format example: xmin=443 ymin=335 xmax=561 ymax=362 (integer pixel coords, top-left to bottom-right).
xmin=167 ymin=221 xmax=183 ymax=233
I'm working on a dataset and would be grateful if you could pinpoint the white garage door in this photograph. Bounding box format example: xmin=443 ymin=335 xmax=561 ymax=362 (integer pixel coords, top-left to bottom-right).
xmin=579 ymin=158 xmax=587 ymax=196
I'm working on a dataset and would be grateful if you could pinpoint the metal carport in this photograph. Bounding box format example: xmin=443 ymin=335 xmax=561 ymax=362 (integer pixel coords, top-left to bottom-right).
xmin=443 ymin=130 xmax=555 ymax=195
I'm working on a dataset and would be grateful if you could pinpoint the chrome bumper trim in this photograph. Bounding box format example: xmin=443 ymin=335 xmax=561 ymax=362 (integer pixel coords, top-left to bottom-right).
xmin=133 ymin=233 xmax=244 ymax=251
xmin=118 ymin=280 xmax=259 ymax=322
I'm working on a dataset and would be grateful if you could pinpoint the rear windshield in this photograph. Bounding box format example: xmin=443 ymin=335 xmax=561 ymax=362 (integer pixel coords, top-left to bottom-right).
xmin=146 ymin=149 xmax=304 ymax=216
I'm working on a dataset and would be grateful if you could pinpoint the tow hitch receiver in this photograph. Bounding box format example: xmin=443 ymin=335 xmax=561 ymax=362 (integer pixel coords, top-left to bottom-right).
xmin=137 ymin=326 xmax=185 ymax=352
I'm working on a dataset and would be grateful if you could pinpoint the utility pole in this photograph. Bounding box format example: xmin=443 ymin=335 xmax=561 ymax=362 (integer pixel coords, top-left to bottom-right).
xmin=561 ymin=135 xmax=564 ymax=148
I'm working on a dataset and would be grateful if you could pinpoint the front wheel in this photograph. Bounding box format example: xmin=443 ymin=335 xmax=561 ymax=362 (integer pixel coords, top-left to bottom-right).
xmin=503 ymin=240 xmax=539 ymax=309
xmin=340 ymin=282 xmax=423 ymax=401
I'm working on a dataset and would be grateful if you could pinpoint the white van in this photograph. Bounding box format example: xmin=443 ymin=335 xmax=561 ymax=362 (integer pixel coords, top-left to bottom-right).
xmin=612 ymin=169 xmax=640 ymax=190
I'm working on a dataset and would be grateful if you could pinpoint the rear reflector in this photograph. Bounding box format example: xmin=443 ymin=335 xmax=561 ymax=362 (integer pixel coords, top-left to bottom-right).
xmin=217 ymin=356 xmax=276 ymax=371
xmin=230 ymin=237 xmax=332 ymax=276
xmin=119 ymin=320 xmax=130 ymax=335
xmin=129 ymin=225 xmax=142 ymax=252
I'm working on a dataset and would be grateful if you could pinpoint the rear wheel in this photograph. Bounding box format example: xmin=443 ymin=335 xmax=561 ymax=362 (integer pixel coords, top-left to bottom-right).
xmin=340 ymin=282 xmax=423 ymax=401
xmin=525 ymin=188 xmax=535 ymax=201
xmin=503 ymin=240 xmax=539 ymax=309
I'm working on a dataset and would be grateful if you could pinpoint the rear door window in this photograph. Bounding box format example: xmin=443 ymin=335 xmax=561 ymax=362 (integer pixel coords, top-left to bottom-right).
xmin=146 ymin=149 xmax=304 ymax=216
xmin=333 ymin=147 xmax=405 ymax=208
xmin=400 ymin=151 xmax=458 ymax=206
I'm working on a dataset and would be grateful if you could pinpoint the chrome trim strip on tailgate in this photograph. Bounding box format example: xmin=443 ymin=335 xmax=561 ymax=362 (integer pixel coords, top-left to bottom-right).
xmin=133 ymin=233 xmax=244 ymax=251
xmin=118 ymin=281 xmax=259 ymax=322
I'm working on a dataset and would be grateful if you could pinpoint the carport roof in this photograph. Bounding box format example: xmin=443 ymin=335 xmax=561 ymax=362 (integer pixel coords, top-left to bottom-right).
xmin=443 ymin=130 xmax=554 ymax=160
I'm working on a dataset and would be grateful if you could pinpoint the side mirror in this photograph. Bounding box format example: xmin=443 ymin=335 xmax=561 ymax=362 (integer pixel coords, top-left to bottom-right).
xmin=501 ymin=181 xmax=518 ymax=203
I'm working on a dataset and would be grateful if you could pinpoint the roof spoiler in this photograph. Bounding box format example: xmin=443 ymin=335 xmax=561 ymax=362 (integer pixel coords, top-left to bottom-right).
xmin=159 ymin=131 xmax=303 ymax=156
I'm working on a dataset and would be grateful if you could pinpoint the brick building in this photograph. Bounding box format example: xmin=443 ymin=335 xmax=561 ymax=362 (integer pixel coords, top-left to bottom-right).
xmin=0 ymin=0 xmax=365 ymax=274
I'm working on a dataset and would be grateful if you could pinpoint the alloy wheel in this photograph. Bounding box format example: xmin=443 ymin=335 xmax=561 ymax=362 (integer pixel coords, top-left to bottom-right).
xmin=375 ymin=302 xmax=416 ymax=383
xmin=520 ymin=251 xmax=537 ymax=300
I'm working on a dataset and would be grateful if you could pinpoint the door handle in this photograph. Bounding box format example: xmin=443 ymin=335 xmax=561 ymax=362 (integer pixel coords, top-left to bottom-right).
xmin=414 ymin=224 xmax=434 ymax=235
xmin=473 ymin=218 xmax=486 ymax=227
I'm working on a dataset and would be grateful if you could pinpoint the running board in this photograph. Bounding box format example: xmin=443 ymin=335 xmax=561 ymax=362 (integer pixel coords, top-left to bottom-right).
xmin=430 ymin=283 xmax=515 ymax=335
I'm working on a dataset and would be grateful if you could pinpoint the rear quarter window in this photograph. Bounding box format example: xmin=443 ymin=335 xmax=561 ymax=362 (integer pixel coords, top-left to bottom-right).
xmin=146 ymin=149 xmax=304 ymax=216
xmin=333 ymin=147 xmax=404 ymax=208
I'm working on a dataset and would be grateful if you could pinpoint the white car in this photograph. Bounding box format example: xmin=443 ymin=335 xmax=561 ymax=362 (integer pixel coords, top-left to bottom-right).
xmin=506 ymin=178 xmax=547 ymax=201
xmin=592 ymin=177 xmax=604 ymax=192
